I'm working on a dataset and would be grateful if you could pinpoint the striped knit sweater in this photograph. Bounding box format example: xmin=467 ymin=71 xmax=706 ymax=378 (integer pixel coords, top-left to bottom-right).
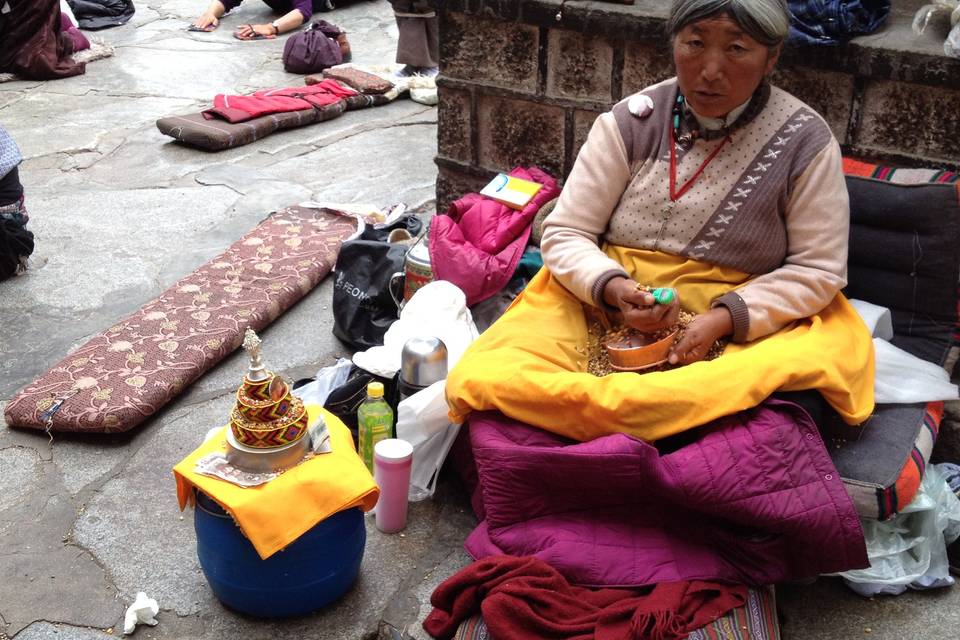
xmin=541 ymin=78 xmax=849 ymax=343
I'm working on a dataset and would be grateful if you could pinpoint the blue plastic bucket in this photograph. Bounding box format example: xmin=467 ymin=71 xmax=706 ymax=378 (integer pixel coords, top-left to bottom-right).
xmin=194 ymin=491 xmax=365 ymax=617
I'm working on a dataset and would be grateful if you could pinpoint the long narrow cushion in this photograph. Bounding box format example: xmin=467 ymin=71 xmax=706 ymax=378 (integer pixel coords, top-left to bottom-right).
xmin=4 ymin=206 xmax=357 ymax=433
xmin=156 ymin=104 xmax=342 ymax=152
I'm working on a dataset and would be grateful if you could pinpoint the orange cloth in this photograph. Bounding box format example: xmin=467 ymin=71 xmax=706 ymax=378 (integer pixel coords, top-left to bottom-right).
xmin=173 ymin=404 xmax=379 ymax=559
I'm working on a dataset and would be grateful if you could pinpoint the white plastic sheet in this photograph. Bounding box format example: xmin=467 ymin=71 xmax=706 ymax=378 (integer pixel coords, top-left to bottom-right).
xmin=848 ymin=299 xmax=959 ymax=404
xmin=872 ymin=339 xmax=959 ymax=404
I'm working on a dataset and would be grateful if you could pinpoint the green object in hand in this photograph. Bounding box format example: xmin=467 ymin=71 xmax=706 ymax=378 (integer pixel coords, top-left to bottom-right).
xmin=652 ymin=288 xmax=675 ymax=305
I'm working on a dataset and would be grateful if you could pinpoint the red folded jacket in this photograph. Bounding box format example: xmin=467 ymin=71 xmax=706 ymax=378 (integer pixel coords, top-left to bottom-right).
xmin=203 ymin=79 xmax=357 ymax=123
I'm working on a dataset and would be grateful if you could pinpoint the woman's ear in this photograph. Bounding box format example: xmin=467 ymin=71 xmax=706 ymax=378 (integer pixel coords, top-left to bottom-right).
xmin=765 ymin=44 xmax=782 ymax=75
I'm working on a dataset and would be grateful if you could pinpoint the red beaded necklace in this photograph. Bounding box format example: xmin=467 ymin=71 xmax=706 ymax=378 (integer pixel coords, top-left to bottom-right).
xmin=668 ymin=93 xmax=731 ymax=202
xmin=669 ymin=128 xmax=729 ymax=201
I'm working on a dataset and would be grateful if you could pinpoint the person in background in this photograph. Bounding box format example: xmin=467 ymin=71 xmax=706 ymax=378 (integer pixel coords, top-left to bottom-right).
xmin=0 ymin=126 xmax=34 ymax=280
xmin=389 ymin=0 xmax=438 ymax=77
xmin=193 ymin=0 xmax=330 ymax=39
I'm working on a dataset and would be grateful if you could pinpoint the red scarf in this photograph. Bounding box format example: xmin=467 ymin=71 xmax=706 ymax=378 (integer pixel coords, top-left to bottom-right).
xmin=423 ymin=555 xmax=748 ymax=640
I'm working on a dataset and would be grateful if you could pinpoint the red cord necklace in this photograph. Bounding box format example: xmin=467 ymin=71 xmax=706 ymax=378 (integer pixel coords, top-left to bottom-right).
xmin=669 ymin=127 xmax=730 ymax=202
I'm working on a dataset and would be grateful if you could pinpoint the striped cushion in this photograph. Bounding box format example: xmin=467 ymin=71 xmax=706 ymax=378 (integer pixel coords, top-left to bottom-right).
xmin=451 ymin=585 xmax=781 ymax=640
xmin=833 ymin=157 xmax=959 ymax=519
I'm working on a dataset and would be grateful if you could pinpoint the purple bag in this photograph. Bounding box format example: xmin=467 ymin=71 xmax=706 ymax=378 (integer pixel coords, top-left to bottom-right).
xmin=282 ymin=20 xmax=349 ymax=74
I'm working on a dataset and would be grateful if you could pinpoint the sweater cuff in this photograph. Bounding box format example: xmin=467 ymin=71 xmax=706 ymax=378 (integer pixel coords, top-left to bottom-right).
xmin=713 ymin=292 xmax=750 ymax=343
xmin=591 ymin=269 xmax=629 ymax=313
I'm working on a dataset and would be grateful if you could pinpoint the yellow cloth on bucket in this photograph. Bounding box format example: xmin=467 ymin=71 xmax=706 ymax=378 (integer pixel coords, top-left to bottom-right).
xmin=445 ymin=246 xmax=875 ymax=443
xmin=174 ymin=404 xmax=379 ymax=559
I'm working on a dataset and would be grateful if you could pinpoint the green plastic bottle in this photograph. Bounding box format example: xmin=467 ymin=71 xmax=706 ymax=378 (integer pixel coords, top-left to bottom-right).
xmin=357 ymin=382 xmax=394 ymax=474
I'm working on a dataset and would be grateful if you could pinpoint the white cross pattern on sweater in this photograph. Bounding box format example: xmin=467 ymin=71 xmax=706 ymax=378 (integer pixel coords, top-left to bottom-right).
xmin=764 ymin=149 xmax=781 ymax=159
xmin=753 ymin=162 xmax=770 ymax=172
xmin=743 ymin=175 xmax=760 ymax=185
xmin=714 ymin=214 xmax=734 ymax=224
xmin=795 ymin=113 xmax=813 ymax=122
xmin=707 ymin=227 xmax=725 ymax=237
xmin=724 ymin=201 xmax=742 ymax=212
xmin=775 ymin=136 xmax=791 ymax=146
xmin=785 ymin=123 xmax=802 ymax=133
xmin=694 ymin=240 xmax=715 ymax=251
xmin=734 ymin=188 xmax=751 ymax=198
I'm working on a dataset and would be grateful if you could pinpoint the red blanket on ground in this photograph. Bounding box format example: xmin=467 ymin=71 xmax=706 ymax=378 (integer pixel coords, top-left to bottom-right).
xmin=423 ymin=556 xmax=747 ymax=640
xmin=202 ymin=79 xmax=357 ymax=123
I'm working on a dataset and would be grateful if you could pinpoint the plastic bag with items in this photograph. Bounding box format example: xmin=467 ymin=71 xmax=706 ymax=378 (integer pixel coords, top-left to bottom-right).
xmin=839 ymin=463 xmax=960 ymax=596
xmin=912 ymin=2 xmax=960 ymax=57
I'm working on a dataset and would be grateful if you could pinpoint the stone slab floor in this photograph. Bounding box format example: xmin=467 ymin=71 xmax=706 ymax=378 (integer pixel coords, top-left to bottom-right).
xmin=1 ymin=1 xmax=958 ymax=638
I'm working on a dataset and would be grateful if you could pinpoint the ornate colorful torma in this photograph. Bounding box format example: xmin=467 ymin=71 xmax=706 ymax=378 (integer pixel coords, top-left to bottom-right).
xmin=229 ymin=329 xmax=309 ymax=449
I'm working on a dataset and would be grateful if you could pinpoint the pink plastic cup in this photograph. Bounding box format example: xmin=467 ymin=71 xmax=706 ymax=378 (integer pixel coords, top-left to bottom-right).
xmin=374 ymin=439 xmax=414 ymax=534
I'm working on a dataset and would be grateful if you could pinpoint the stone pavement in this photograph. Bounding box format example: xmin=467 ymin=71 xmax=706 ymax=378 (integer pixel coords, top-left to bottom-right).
xmin=1 ymin=1 xmax=959 ymax=638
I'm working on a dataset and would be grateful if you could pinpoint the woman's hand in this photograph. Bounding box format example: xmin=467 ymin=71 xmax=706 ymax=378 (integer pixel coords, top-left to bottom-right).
xmin=193 ymin=12 xmax=219 ymax=29
xmin=235 ymin=23 xmax=277 ymax=38
xmin=602 ymin=277 xmax=680 ymax=334
xmin=668 ymin=307 xmax=733 ymax=365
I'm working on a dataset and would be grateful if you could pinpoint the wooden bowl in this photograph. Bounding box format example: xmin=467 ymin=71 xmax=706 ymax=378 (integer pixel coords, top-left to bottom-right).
xmin=604 ymin=330 xmax=679 ymax=372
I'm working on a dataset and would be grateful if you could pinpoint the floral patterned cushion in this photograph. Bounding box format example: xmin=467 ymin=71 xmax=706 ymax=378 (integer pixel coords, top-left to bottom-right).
xmin=4 ymin=206 xmax=357 ymax=434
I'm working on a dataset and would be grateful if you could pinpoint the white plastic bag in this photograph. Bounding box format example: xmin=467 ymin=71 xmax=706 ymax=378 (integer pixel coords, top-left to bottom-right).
xmin=395 ymin=380 xmax=460 ymax=501
xmin=291 ymin=357 xmax=353 ymax=406
xmin=840 ymin=464 xmax=960 ymax=593
xmin=353 ymin=280 xmax=479 ymax=378
xmin=872 ymin=339 xmax=959 ymax=404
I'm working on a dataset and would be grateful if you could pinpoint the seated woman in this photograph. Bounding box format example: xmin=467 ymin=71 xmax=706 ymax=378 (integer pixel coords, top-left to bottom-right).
xmin=193 ymin=0 xmax=328 ymax=39
xmin=445 ymin=0 xmax=875 ymax=443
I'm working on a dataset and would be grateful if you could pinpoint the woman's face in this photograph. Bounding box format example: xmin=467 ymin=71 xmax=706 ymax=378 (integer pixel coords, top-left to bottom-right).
xmin=672 ymin=14 xmax=780 ymax=118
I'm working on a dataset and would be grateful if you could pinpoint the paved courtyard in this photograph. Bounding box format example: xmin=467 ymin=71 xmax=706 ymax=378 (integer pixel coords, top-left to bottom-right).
xmin=1 ymin=1 xmax=958 ymax=638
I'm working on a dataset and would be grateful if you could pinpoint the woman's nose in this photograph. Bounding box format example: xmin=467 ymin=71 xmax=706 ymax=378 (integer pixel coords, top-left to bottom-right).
xmin=700 ymin=51 xmax=724 ymax=82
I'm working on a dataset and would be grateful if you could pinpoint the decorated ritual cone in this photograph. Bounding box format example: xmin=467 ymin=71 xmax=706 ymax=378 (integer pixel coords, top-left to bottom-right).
xmin=229 ymin=328 xmax=309 ymax=449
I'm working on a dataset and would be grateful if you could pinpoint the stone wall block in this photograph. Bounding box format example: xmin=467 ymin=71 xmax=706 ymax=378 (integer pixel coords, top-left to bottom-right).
xmin=857 ymin=80 xmax=960 ymax=165
xmin=770 ymin=68 xmax=854 ymax=143
xmin=477 ymin=95 xmax=566 ymax=178
xmin=622 ymin=42 xmax=672 ymax=97
xmin=437 ymin=87 xmax=473 ymax=164
xmin=441 ymin=12 xmax=540 ymax=92
xmin=572 ymin=109 xmax=603 ymax=167
xmin=436 ymin=166 xmax=491 ymax=212
xmin=545 ymin=29 xmax=614 ymax=101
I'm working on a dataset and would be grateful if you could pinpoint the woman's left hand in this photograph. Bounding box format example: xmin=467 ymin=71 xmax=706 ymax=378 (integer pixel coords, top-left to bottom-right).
xmin=668 ymin=307 xmax=733 ymax=365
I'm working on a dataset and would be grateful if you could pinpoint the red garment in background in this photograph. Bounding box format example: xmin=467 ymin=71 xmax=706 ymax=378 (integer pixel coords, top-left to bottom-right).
xmin=202 ymin=79 xmax=357 ymax=123
xmin=0 ymin=0 xmax=84 ymax=79
xmin=423 ymin=555 xmax=747 ymax=640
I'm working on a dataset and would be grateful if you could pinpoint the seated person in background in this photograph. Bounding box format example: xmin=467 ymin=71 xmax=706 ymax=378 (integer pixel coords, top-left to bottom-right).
xmin=444 ymin=0 xmax=875 ymax=443
xmin=193 ymin=0 xmax=328 ymax=38
xmin=0 ymin=127 xmax=34 ymax=280
xmin=0 ymin=0 xmax=84 ymax=79
xmin=389 ymin=0 xmax=438 ymax=77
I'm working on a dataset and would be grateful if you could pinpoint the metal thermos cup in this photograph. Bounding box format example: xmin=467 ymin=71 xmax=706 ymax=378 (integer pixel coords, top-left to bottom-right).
xmin=398 ymin=337 xmax=448 ymax=401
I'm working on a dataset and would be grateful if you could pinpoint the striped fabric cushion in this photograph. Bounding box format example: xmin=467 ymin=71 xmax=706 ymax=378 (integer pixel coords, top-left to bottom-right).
xmin=451 ymin=586 xmax=781 ymax=640
xmin=834 ymin=157 xmax=959 ymax=519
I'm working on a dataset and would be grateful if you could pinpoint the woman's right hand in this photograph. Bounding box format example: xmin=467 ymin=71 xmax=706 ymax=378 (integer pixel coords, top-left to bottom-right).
xmin=602 ymin=277 xmax=680 ymax=333
xmin=194 ymin=12 xmax=219 ymax=29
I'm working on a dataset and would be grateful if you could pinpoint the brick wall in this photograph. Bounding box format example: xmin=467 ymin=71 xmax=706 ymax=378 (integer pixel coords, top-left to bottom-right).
xmin=435 ymin=0 xmax=960 ymax=209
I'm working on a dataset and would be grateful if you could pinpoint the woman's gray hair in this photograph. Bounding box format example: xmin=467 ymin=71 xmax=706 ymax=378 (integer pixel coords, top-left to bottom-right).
xmin=667 ymin=0 xmax=790 ymax=47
